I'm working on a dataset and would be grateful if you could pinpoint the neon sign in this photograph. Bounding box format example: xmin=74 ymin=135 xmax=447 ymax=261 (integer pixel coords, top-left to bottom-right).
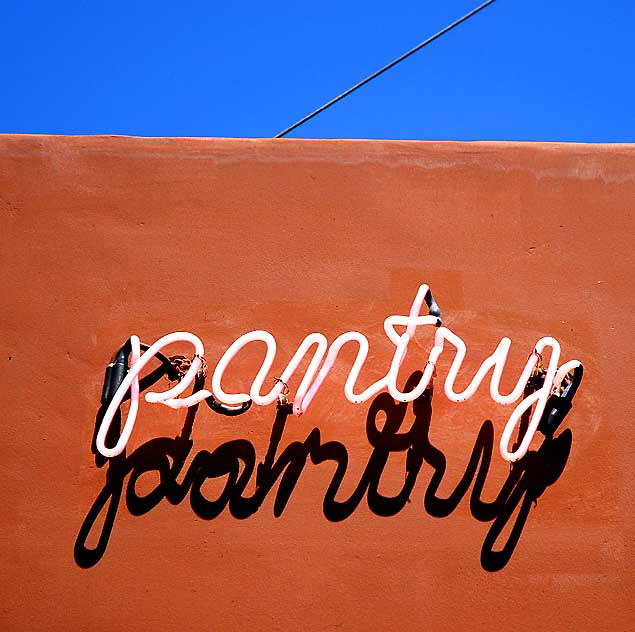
xmin=96 ymin=284 xmax=583 ymax=463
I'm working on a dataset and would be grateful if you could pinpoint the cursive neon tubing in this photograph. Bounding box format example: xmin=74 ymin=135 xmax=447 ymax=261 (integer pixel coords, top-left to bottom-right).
xmin=96 ymin=332 xmax=212 ymax=458
xmin=96 ymin=285 xmax=582 ymax=463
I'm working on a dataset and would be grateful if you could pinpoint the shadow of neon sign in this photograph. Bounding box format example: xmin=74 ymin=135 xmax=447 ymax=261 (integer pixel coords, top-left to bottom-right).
xmin=78 ymin=284 xmax=583 ymax=571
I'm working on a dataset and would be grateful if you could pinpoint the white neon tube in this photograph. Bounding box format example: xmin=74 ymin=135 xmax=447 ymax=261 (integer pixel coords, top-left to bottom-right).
xmin=217 ymin=284 xmax=441 ymax=414
xmin=498 ymin=338 xmax=560 ymax=462
xmin=383 ymin=283 xmax=442 ymax=402
xmin=210 ymin=331 xmax=329 ymax=410
xmin=297 ymin=332 xmax=385 ymax=412
xmin=95 ymin=334 xmax=140 ymax=459
xmin=552 ymin=359 xmax=583 ymax=390
xmin=96 ymin=332 xmax=211 ymax=458
xmin=95 ymin=284 xmax=582 ymax=463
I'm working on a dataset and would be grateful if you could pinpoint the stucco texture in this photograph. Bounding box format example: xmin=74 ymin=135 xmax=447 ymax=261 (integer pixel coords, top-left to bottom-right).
xmin=1 ymin=136 xmax=633 ymax=630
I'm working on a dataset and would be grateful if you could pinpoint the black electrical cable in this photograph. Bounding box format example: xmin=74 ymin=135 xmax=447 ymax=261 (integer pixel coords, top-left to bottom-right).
xmin=274 ymin=0 xmax=497 ymax=138
xmin=538 ymin=365 xmax=584 ymax=436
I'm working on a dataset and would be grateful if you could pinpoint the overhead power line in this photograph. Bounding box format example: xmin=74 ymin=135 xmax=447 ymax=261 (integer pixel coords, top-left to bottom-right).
xmin=274 ymin=0 xmax=497 ymax=138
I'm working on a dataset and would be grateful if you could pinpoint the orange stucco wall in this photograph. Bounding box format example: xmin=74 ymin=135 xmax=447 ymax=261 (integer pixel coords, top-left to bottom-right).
xmin=1 ymin=136 xmax=633 ymax=630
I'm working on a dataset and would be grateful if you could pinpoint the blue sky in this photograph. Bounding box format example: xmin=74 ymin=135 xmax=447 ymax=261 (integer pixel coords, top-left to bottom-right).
xmin=1 ymin=1 xmax=633 ymax=141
